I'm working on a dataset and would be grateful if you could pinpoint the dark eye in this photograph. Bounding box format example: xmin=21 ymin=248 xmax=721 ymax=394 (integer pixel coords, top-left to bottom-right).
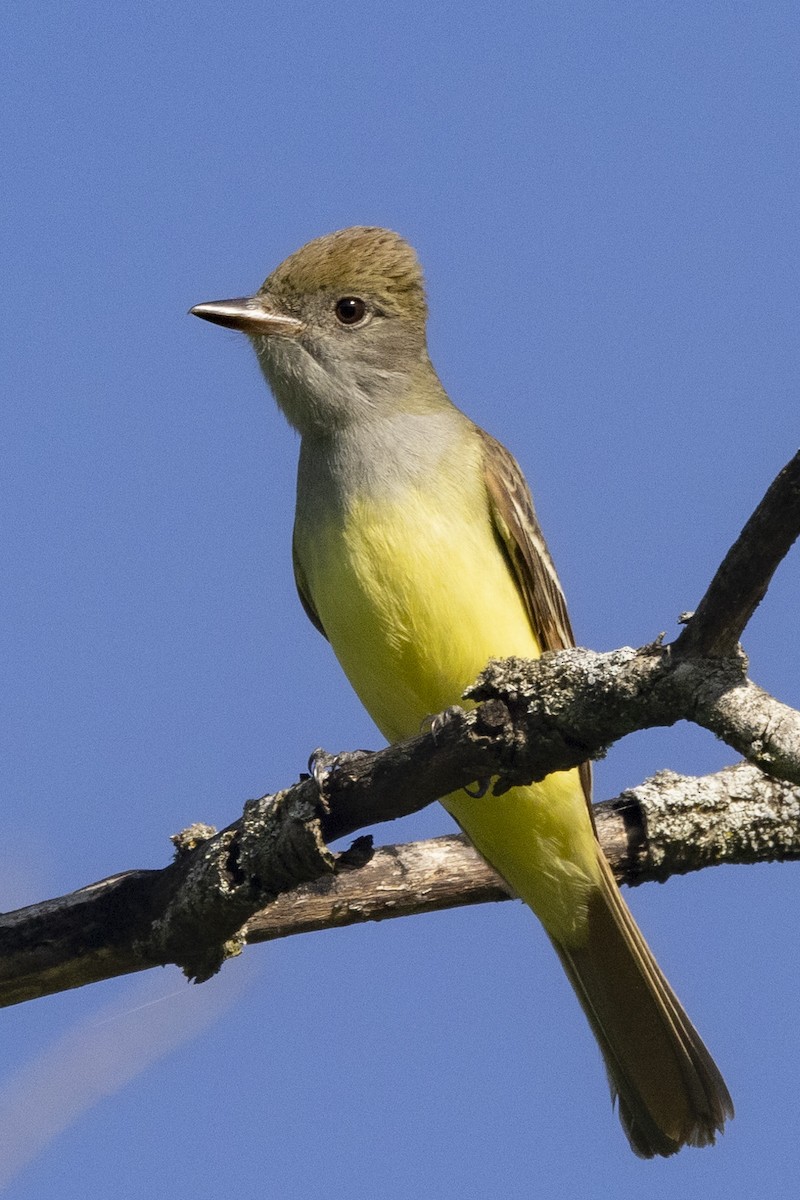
xmin=335 ymin=296 xmax=367 ymax=325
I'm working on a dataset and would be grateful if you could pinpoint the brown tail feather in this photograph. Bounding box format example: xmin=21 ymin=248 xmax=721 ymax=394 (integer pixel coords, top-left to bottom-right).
xmin=553 ymin=846 xmax=733 ymax=1157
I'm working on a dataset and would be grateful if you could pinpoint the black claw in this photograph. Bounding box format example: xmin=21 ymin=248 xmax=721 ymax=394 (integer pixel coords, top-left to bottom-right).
xmin=308 ymin=747 xmax=373 ymax=794
xmin=308 ymin=747 xmax=337 ymax=789
xmin=463 ymin=778 xmax=492 ymax=799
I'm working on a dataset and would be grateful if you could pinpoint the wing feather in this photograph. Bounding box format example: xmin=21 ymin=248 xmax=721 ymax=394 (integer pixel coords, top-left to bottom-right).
xmin=478 ymin=428 xmax=592 ymax=805
xmin=292 ymin=533 xmax=328 ymax=639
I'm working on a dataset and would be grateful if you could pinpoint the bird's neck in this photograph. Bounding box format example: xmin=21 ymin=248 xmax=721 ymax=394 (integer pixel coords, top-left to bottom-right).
xmin=295 ymin=396 xmax=474 ymax=521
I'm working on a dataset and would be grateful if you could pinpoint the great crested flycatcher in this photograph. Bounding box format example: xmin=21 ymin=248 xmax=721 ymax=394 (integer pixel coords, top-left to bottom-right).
xmin=191 ymin=226 xmax=732 ymax=1156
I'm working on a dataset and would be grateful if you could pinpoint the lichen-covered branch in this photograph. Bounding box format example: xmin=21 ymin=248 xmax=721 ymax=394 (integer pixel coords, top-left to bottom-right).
xmin=1 ymin=748 xmax=798 ymax=1009
xmin=467 ymin=646 xmax=800 ymax=788
xmin=1 ymin=637 xmax=797 ymax=1008
xmin=244 ymin=762 xmax=800 ymax=943
xmin=0 ymin=641 xmax=798 ymax=1007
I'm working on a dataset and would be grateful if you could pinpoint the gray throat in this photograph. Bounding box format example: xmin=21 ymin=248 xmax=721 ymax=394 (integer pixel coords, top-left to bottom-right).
xmin=295 ymin=405 xmax=472 ymax=527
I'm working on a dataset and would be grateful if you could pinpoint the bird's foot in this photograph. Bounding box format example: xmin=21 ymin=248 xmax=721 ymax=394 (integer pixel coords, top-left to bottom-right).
xmin=423 ymin=705 xmax=466 ymax=743
xmin=421 ymin=708 xmax=493 ymax=798
xmin=307 ymin=746 xmax=372 ymax=797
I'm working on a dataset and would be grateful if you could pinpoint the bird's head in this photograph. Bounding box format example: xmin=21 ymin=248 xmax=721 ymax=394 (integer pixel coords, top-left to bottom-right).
xmin=191 ymin=227 xmax=437 ymax=435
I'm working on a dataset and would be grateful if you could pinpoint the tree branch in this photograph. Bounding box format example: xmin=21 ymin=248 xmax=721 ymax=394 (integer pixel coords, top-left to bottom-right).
xmin=245 ymin=761 xmax=800 ymax=943
xmin=466 ymin=647 xmax=800 ymax=787
xmin=0 ymin=454 xmax=797 ymax=1009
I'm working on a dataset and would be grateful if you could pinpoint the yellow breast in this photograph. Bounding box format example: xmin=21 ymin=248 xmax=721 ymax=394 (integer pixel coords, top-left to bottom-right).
xmin=302 ymin=481 xmax=539 ymax=742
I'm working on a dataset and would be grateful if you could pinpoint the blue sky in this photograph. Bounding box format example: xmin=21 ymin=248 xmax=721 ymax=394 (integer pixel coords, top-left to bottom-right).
xmin=2 ymin=2 xmax=799 ymax=1196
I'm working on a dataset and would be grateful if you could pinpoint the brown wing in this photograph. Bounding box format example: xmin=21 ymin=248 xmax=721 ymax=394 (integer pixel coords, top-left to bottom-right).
xmin=478 ymin=428 xmax=592 ymax=806
xmin=479 ymin=429 xmax=575 ymax=652
xmin=292 ymin=534 xmax=328 ymax=639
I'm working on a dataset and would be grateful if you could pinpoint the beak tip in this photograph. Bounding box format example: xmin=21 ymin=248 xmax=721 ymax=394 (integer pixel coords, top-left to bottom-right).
xmin=190 ymin=301 xmax=227 ymax=324
xmin=189 ymin=297 xmax=303 ymax=338
xmin=188 ymin=299 xmax=253 ymax=332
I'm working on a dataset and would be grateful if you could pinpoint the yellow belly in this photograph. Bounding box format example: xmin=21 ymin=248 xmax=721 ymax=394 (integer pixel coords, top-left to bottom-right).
xmin=298 ymin=485 xmax=600 ymax=944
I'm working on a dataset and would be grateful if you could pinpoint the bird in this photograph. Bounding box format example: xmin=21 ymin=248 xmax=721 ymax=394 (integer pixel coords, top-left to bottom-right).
xmin=191 ymin=226 xmax=733 ymax=1156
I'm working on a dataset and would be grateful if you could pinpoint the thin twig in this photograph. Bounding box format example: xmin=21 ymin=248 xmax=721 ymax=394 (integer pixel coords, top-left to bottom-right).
xmin=674 ymin=449 xmax=800 ymax=657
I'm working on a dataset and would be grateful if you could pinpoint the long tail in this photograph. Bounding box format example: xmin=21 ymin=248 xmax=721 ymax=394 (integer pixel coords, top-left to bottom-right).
xmin=552 ymin=845 xmax=733 ymax=1157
